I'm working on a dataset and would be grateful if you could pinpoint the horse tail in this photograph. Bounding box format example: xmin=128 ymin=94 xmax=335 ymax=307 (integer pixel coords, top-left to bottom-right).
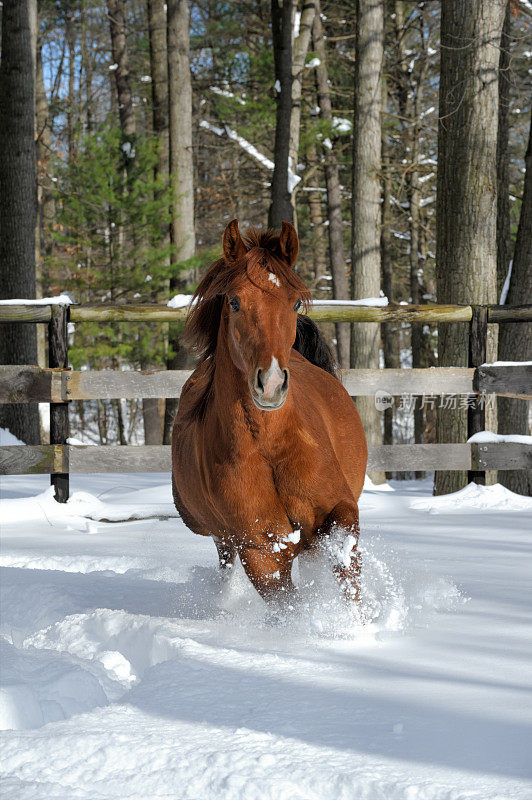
xmin=294 ymin=314 xmax=338 ymax=378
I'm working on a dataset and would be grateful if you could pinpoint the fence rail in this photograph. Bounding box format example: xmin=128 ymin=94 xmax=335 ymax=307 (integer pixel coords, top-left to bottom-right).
xmin=1 ymin=442 xmax=530 ymax=476
xmin=2 ymin=301 xmax=532 ymax=325
xmin=1 ymin=301 xmax=531 ymax=501
xmin=1 ymin=364 xmax=532 ymax=403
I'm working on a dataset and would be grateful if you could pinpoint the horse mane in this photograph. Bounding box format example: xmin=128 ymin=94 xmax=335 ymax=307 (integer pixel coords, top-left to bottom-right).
xmin=294 ymin=314 xmax=337 ymax=377
xmin=181 ymin=227 xmax=335 ymax=421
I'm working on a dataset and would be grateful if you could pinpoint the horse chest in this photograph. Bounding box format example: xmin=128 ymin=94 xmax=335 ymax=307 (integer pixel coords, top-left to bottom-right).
xmin=207 ymin=443 xmax=315 ymax=536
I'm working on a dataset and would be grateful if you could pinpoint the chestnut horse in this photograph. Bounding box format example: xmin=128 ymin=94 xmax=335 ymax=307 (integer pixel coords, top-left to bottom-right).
xmin=172 ymin=220 xmax=367 ymax=605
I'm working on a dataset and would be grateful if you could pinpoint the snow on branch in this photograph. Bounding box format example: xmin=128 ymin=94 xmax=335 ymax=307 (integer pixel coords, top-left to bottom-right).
xmin=199 ymin=120 xmax=301 ymax=193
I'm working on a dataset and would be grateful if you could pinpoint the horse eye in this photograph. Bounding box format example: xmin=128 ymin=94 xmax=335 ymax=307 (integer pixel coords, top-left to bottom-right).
xmin=293 ymin=299 xmax=302 ymax=312
xmin=229 ymin=296 xmax=240 ymax=312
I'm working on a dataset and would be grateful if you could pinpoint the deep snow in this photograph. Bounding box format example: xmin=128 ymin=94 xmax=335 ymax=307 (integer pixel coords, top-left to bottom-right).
xmin=1 ymin=472 xmax=531 ymax=799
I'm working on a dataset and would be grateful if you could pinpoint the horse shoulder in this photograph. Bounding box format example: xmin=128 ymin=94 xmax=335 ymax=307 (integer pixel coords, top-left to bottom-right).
xmin=288 ymin=350 xmax=367 ymax=501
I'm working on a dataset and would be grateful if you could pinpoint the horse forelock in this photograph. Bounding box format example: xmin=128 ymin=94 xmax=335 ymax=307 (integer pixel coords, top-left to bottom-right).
xmin=186 ymin=230 xmax=310 ymax=360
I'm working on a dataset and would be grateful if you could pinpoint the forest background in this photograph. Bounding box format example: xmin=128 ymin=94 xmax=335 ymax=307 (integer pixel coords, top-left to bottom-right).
xmin=0 ymin=0 xmax=530 ymax=495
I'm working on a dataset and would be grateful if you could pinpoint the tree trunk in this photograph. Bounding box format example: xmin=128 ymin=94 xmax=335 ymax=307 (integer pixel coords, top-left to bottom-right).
xmin=498 ymin=112 xmax=532 ymax=496
xmin=269 ymin=0 xmax=294 ymax=228
xmin=312 ymin=4 xmax=350 ymax=367
xmin=381 ymin=133 xmax=399 ymax=452
xmin=497 ymin=1 xmax=512 ymax=299
xmin=306 ymin=143 xmax=328 ymax=287
xmin=434 ymin=0 xmax=506 ymax=495
xmin=148 ymin=0 xmax=169 ymax=186
xmin=144 ymin=0 xmax=170 ymax=446
xmin=408 ymin=18 xmax=429 ymax=477
xmin=350 ymin=0 xmax=385 ymax=484
xmin=107 ymin=0 xmax=136 ymax=141
xmin=167 ymin=0 xmax=195 ymax=263
xmin=0 ymin=0 xmax=40 ymax=445
xmin=289 ymin=0 xmax=316 ymax=212
xmin=165 ymin=0 xmax=196 ymax=443
xmin=35 ymin=20 xmax=52 ymax=377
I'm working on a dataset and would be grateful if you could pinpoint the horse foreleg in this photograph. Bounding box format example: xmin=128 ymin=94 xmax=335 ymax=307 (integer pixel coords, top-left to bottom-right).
xmin=320 ymin=501 xmax=363 ymax=609
xmin=214 ymin=538 xmax=237 ymax=576
xmin=239 ymin=546 xmax=295 ymax=603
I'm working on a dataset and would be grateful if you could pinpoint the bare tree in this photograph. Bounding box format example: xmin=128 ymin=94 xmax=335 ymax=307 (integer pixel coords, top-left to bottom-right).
xmin=497 ymin=1 xmax=512 ymax=298
xmin=143 ymin=0 xmax=171 ymax=446
xmin=350 ymin=0 xmax=385 ymax=483
xmin=289 ymin=0 xmax=316 ymax=215
xmin=312 ymin=3 xmax=350 ymax=367
xmin=164 ymin=0 xmax=196 ymax=442
xmin=435 ymin=0 xmax=507 ymax=495
xmin=107 ymin=0 xmax=135 ymax=143
xmin=0 ymin=0 xmax=40 ymax=444
xmin=498 ymin=113 xmax=532 ymax=496
xmin=269 ymin=0 xmax=294 ymax=228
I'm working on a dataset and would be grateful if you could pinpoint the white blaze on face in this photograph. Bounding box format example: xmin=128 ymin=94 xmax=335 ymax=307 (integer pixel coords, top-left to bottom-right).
xmin=268 ymin=272 xmax=280 ymax=288
xmin=262 ymin=356 xmax=283 ymax=398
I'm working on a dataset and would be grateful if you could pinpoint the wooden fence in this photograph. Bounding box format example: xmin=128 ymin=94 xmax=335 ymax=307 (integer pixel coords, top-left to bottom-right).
xmin=1 ymin=301 xmax=531 ymax=502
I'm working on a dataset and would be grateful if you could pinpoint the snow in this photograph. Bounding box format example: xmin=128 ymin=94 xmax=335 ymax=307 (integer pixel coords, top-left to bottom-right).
xmin=121 ymin=141 xmax=135 ymax=159
xmin=468 ymin=430 xmax=532 ymax=445
xmin=167 ymin=293 xmax=194 ymax=308
xmin=268 ymin=272 xmax=280 ymax=287
xmin=0 ymin=428 xmax=24 ymax=446
xmin=210 ymin=86 xmax=246 ymax=105
xmin=332 ymin=116 xmax=352 ymax=133
xmin=482 ymin=360 xmax=532 ymax=367
xmin=500 ymin=259 xmax=513 ymax=303
xmin=294 ymin=10 xmax=301 ymax=39
xmin=305 ymin=57 xmax=321 ymax=69
xmin=410 ymin=481 xmax=532 ymax=513
xmin=199 ymin=120 xmax=301 ymax=193
xmin=1 ymin=472 xmax=531 ymax=799
xmin=0 ymin=294 xmax=74 ymax=305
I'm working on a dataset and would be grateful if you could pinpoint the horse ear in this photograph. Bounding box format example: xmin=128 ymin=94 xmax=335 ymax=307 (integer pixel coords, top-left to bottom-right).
xmin=279 ymin=220 xmax=299 ymax=267
xmin=222 ymin=219 xmax=246 ymax=263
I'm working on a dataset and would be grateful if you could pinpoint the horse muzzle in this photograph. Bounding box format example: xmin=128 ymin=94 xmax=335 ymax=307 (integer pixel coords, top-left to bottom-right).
xmin=250 ymin=358 xmax=289 ymax=410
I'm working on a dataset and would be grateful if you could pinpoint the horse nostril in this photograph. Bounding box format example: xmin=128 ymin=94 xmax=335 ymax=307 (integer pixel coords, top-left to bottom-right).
xmin=282 ymin=370 xmax=289 ymax=392
xmin=256 ymin=369 xmax=264 ymax=393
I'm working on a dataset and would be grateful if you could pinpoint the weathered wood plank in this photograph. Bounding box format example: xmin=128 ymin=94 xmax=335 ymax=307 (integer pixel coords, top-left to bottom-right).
xmin=68 ymin=303 xmax=475 ymax=324
xmin=471 ymin=442 xmax=532 ymax=471
xmin=1 ymin=442 xmax=529 ymax=475
xmin=367 ymin=444 xmax=472 ymax=471
xmin=70 ymin=304 xmax=189 ymax=323
xmin=310 ymin=303 xmax=473 ymax=324
xmin=487 ymin=304 xmax=532 ymax=323
xmin=49 ymin=306 xmax=70 ymax=502
xmin=0 ymin=365 xmax=55 ymax=402
xmin=341 ymin=368 xmax=474 ymax=397
xmin=467 ymin=306 xmax=488 ymax=485
xmin=0 ymin=445 xmax=60 ymax=474
xmin=475 ymin=364 xmax=532 ymax=399
xmin=0 ymin=366 xmax=476 ymax=401
xmin=67 ymin=445 xmax=172 ymax=473
xmin=0 ymin=305 xmax=53 ymax=323
xmin=67 ymin=367 xmax=475 ymax=400
xmin=67 ymin=369 xmax=193 ymax=400
xmin=2 ymin=302 xmax=530 ymax=326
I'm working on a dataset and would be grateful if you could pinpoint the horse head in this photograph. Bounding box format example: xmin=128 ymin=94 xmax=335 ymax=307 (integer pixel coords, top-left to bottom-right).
xmin=220 ymin=219 xmax=308 ymax=411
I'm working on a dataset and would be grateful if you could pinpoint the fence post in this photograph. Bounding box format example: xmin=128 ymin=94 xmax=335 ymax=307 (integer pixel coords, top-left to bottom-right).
xmin=467 ymin=305 xmax=487 ymax=485
xmin=48 ymin=305 xmax=69 ymax=502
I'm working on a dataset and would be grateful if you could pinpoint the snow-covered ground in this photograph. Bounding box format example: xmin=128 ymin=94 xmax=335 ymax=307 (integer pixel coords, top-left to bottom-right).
xmin=1 ymin=472 xmax=531 ymax=800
